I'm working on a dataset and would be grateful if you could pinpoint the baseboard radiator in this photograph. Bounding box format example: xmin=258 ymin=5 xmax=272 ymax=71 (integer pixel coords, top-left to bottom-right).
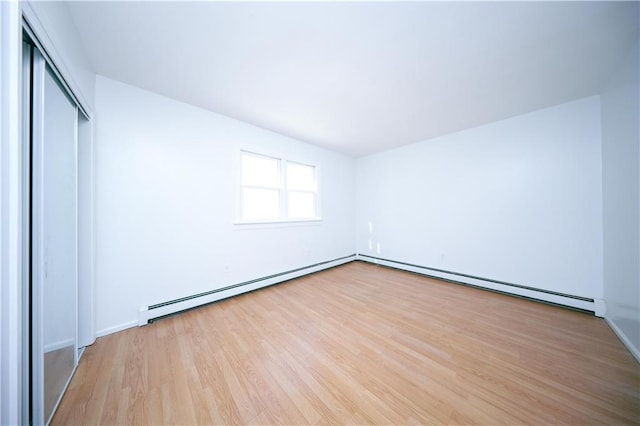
xmin=139 ymin=252 xmax=604 ymax=325
xmin=138 ymin=254 xmax=357 ymax=325
xmin=356 ymin=254 xmax=605 ymax=317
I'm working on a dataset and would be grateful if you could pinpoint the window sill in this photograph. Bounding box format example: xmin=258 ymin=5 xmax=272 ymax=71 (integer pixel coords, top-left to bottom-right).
xmin=233 ymin=218 xmax=323 ymax=230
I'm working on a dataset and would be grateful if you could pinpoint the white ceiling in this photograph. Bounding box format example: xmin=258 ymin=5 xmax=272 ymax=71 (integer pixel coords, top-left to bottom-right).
xmin=67 ymin=1 xmax=638 ymax=157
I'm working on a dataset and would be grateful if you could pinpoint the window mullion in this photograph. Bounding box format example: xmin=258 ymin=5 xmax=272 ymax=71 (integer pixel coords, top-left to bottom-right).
xmin=243 ymin=184 xmax=280 ymax=191
xmin=280 ymin=159 xmax=287 ymax=219
xmin=288 ymin=189 xmax=316 ymax=195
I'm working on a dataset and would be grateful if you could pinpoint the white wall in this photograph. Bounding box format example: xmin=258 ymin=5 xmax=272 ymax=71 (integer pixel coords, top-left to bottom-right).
xmin=23 ymin=1 xmax=95 ymax=113
xmin=77 ymin=117 xmax=95 ymax=347
xmin=601 ymin=36 xmax=640 ymax=359
xmin=356 ymin=96 xmax=604 ymax=302
xmin=94 ymin=76 xmax=355 ymax=335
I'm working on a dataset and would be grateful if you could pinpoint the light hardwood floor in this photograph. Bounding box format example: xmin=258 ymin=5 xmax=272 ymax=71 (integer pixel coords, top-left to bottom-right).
xmin=53 ymin=262 xmax=639 ymax=425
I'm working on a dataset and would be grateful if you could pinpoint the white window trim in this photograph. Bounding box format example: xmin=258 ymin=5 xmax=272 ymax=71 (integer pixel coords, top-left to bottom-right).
xmin=234 ymin=149 xmax=322 ymax=226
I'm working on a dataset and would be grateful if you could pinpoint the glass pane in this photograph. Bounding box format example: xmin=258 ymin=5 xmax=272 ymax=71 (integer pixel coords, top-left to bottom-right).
xmin=288 ymin=191 xmax=316 ymax=218
xmin=42 ymin=67 xmax=77 ymax=422
xmin=242 ymin=153 xmax=280 ymax=188
xmin=286 ymin=162 xmax=316 ymax=191
xmin=243 ymin=188 xmax=280 ymax=221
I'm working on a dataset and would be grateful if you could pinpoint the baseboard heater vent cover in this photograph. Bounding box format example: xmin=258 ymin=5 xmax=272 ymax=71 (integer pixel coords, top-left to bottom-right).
xmin=356 ymin=254 xmax=604 ymax=316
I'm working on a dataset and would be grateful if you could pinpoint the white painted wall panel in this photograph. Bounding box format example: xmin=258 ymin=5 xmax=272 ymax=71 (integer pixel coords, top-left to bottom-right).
xmin=77 ymin=117 xmax=95 ymax=347
xmin=602 ymin=37 xmax=640 ymax=358
xmin=94 ymin=76 xmax=355 ymax=335
xmin=356 ymin=96 xmax=604 ymax=300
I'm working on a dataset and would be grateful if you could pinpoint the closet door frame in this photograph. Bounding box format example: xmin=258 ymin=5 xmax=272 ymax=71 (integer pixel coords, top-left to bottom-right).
xmin=21 ymin=9 xmax=94 ymax=424
xmin=22 ymin=12 xmax=94 ymax=351
xmin=21 ymin=39 xmax=32 ymax=426
xmin=29 ymin=44 xmax=46 ymax=426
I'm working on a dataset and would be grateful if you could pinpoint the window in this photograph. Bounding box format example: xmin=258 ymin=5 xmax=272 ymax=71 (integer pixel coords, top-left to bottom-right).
xmin=239 ymin=151 xmax=319 ymax=223
xmin=241 ymin=153 xmax=281 ymax=221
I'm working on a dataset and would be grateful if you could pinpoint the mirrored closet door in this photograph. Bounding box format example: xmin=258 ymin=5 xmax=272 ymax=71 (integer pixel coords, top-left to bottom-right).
xmin=24 ymin=39 xmax=79 ymax=425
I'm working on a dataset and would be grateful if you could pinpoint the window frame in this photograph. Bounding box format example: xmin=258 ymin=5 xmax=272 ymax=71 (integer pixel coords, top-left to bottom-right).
xmin=235 ymin=149 xmax=321 ymax=225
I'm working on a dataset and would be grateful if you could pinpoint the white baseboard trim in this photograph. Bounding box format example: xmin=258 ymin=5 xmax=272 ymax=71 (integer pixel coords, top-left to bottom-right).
xmin=356 ymin=254 xmax=597 ymax=314
xmin=44 ymin=338 xmax=74 ymax=354
xmin=139 ymin=254 xmax=357 ymax=325
xmin=605 ymin=317 xmax=640 ymax=364
xmin=96 ymin=320 xmax=139 ymax=338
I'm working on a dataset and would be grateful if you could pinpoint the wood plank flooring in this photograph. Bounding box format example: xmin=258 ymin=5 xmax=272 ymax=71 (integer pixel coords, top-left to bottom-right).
xmin=53 ymin=261 xmax=640 ymax=425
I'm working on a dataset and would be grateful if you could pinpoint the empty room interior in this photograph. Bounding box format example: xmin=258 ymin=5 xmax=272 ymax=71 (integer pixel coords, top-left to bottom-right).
xmin=1 ymin=0 xmax=640 ymax=424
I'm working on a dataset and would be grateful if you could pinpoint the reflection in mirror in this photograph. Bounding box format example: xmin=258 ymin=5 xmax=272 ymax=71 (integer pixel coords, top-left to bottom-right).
xmin=40 ymin=66 xmax=78 ymax=423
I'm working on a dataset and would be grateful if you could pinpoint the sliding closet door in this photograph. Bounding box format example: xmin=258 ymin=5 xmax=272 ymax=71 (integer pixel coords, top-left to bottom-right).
xmin=31 ymin=49 xmax=78 ymax=425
